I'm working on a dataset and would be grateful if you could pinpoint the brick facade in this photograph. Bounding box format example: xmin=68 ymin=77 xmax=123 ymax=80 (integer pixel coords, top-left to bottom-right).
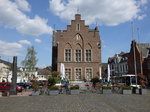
xmin=52 ymin=14 xmax=101 ymax=81
xmin=128 ymin=40 xmax=150 ymax=85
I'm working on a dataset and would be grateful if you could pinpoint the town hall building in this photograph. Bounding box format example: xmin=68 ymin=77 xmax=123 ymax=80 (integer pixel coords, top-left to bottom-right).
xmin=52 ymin=14 xmax=102 ymax=81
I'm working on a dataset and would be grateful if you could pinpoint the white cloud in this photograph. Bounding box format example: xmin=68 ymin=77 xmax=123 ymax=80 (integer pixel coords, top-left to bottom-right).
xmin=49 ymin=0 xmax=148 ymax=26
xmin=15 ymin=0 xmax=31 ymax=12
xmin=0 ymin=40 xmax=23 ymax=56
xmin=35 ymin=39 xmax=41 ymax=43
xmin=19 ymin=40 xmax=31 ymax=45
xmin=0 ymin=0 xmax=52 ymax=36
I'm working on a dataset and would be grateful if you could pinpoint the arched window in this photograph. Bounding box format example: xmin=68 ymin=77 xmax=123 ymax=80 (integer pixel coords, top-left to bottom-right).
xmin=75 ymin=43 xmax=82 ymax=62
xmin=85 ymin=43 xmax=92 ymax=62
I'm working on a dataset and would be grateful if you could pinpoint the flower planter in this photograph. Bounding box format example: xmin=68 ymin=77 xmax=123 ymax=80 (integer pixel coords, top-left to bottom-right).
xmin=70 ymin=89 xmax=80 ymax=95
xmin=102 ymin=87 xmax=112 ymax=94
xmin=132 ymin=87 xmax=140 ymax=94
xmin=139 ymin=89 xmax=147 ymax=95
xmin=102 ymin=89 xmax=112 ymax=94
xmin=123 ymin=90 xmax=132 ymax=94
xmin=136 ymin=89 xmax=140 ymax=94
xmin=49 ymin=90 xmax=59 ymax=95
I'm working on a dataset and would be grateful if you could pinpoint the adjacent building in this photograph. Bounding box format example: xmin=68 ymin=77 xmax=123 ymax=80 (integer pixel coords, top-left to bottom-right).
xmin=108 ymin=52 xmax=129 ymax=77
xmin=128 ymin=40 xmax=150 ymax=85
xmin=0 ymin=59 xmax=12 ymax=82
xmin=52 ymin=14 xmax=102 ymax=81
xmin=108 ymin=40 xmax=150 ymax=86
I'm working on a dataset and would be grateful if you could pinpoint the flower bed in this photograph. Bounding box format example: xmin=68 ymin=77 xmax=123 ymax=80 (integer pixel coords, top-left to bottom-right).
xmin=70 ymin=85 xmax=79 ymax=90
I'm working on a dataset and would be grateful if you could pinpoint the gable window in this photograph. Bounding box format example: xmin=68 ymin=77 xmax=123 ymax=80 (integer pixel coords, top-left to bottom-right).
xmin=75 ymin=49 xmax=81 ymax=62
xmin=85 ymin=50 xmax=92 ymax=62
xmin=65 ymin=49 xmax=71 ymax=62
xmin=65 ymin=68 xmax=71 ymax=80
xmin=85 ymin=68 xmax=92 ymax=81
xmin=76 ymin=24 xmax=80 ymax=31
xmin=75 ymin=68 xmax=81 ymax=80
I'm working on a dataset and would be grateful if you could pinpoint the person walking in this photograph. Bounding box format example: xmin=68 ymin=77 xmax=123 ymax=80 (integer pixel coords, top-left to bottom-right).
xmin=65 ymin=79 xmax=70 ymax=94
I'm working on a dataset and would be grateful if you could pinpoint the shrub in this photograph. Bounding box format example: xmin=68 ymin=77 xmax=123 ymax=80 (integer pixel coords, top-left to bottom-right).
xmin=91 ymin=77 xmax=100 ymax=87
xmin=48 ymin=76 xmax=56 ymax=86
xmin=122 ymin=86 xmax=132 ymax=90
xmin=102 ymin=86 xmax=111 ymax=89
xmin=48 ymin=86 xmax=59 ymax=90
xmin=70 ymin=85 xmax=79 ymax=90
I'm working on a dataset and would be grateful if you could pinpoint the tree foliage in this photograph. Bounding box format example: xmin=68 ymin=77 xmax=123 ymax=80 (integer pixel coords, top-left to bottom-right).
xmin=21 ymin=46 xmax=38 ymax=71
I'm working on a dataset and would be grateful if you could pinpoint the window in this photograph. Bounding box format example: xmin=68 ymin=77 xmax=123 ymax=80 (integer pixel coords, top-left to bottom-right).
xmin=86 ymin=68 xmax=92 ymax=81
xmin=65 ymin=49 xmax=71 ymax=62
xmin=85 ymin=50 xmax=92 ymax=62
xmin=76 ymin=24 xmax=80 ymax=31
xmin=65 ymin=68 xmax=71 ymax=80
xmin=75 ymin=49 xmax=81 ymax=62
xmin=76 ymin=34 xmax=81 ymax=40
xmin=75 ymin=68 xmax=81 ymax=80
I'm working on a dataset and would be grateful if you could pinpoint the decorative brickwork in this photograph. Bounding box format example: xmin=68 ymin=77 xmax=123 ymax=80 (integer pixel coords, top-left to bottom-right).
xmin=52 ymin=14 xmax=101 ymax=81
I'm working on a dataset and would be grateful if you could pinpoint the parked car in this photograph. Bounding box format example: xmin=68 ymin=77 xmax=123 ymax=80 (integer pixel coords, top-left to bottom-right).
xmin=0 ymin=82 xmax=23 ymax=92
xmin=17 ymin=82 xmax=32 ymax=89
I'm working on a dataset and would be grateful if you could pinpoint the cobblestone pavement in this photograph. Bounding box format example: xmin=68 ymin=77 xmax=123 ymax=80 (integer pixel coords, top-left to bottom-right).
xmin=0 ymin=92 xmax=150 ymax=112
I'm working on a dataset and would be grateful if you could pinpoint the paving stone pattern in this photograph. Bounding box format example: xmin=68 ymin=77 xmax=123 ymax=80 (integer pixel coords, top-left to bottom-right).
xmin=0 ymin=93 xmax=150 ymax=112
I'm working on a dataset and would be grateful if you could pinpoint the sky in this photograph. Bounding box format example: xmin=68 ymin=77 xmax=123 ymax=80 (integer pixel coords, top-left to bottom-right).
xmin=0 ymin=0 xmax=150 ymax=68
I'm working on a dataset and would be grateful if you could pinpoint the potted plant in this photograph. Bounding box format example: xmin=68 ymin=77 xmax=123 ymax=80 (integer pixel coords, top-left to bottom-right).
xmin=122 ymin=86 xmax=132 ymax=94
xmin=91 ymin=77 xmax=100 ymax=88
xmin=48 ymin=86 xmax=59 ymax=95
xmin=70 ymin=85 xmax=80 ymax=95
xmin=102 ymin=86 xmax=112 ymax=94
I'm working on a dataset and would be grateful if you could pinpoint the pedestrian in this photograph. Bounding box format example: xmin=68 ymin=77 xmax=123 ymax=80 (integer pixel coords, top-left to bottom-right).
xmin=24 ymin=83 xmax=27 ymax=92
xmin=65 ymin=79 xmax=70 ymax=94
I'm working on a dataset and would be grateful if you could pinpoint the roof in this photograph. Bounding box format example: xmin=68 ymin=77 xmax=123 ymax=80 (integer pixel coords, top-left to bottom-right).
xmin=0 ymin=59 xmax=12 ymax=67
xmin=137 ymin=43 xmax=150 ymax=58
xmin=108 ymin=52 xmax=129 ymax=63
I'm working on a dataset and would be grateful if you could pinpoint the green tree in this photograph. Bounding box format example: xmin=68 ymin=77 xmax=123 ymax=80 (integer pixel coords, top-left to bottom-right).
xmin=21 ymin=46 xmax=38 ymax=76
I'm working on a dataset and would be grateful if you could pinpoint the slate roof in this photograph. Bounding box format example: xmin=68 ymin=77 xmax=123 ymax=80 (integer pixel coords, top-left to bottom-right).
xmin=137 ymin=43 xmax=150 ymax=58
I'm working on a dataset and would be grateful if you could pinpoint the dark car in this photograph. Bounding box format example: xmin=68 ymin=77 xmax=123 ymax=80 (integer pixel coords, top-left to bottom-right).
xmin=0 ymin=82 xmax=23 ymax=92
xmin=17 ymin=82 xmax=32 ymax=89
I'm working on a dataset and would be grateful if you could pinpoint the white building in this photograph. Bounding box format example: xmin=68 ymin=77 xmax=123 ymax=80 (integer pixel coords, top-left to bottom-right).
xmin=0 ymin=59 xmax=12 ymax=82
xmin=108 ymin=52 xmax=129 ymax=77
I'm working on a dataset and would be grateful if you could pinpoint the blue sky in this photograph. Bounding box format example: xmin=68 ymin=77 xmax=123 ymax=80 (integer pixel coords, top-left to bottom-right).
xmin=0 ymin=0 xmax=150 ymax=68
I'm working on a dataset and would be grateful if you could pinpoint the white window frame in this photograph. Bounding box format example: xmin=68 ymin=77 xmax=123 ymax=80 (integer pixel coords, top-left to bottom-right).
xmin=85 ymin=67 xmax=93 ymax=81
xmin=74 ymin=67 xmax=82 ymax=80
xmin=65 ymin=67 xmax=72 ymax=80
xmin=74 ymin=49 xmax=82 ymax=62
xmin=64 ymin=49 xmax=72 ymax=62
xmin=85 ymin=49 xmax=92 ymax=62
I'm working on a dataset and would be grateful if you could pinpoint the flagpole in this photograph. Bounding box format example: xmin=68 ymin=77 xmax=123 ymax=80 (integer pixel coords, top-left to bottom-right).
xmin=132 ymin=22 xmax=138 ymax=87
xmin=138 ymin=28 xmax=143 ymax=75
